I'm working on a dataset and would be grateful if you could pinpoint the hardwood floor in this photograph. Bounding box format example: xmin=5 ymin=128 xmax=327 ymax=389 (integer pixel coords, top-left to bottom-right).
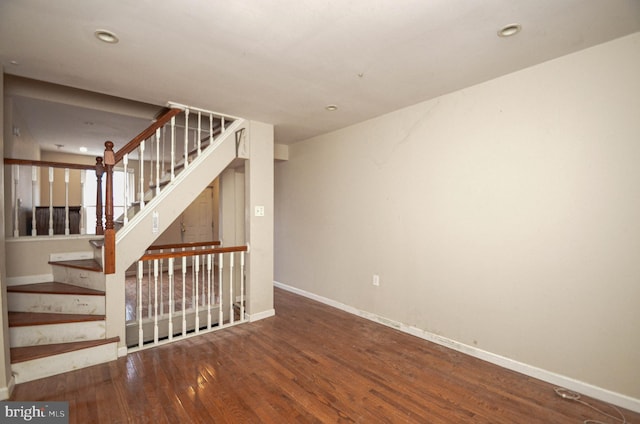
xmin=10 ymin=288 xmax=639 ymax=423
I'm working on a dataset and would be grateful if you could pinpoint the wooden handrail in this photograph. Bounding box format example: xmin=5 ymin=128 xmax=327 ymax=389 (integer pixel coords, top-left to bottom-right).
xmin=4 ymin=158 xmax=96 ymax=171
xmin=147 ymin=240 xmax=222 ymax=251
xmin=113 ymin=107 xmax=182 ymax=164
xmin=139 ymin=245 xmax=247 ymax=262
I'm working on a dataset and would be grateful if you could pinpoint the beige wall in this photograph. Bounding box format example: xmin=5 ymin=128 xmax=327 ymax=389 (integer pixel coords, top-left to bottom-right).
xmin=274 ymin=33 xmax=640 ymax=400
xmin=39 ymin=151 xmax=94 ymax=206
xmin=245 ymin=121 xmax=274 ymax=319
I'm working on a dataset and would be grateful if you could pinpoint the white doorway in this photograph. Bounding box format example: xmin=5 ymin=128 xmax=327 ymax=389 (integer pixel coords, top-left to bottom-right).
xmin=181 ymin=187 xmax=214 ymax=243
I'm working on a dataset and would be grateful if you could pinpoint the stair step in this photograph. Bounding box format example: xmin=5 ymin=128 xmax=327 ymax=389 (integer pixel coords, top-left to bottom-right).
xmin=8 ymin=312 xmax=105 ymax=327
xmin=7 ymin=282 xmax=104 ymax=296
xmin=48 ymin=259 xmax=102 ymax=272
xmin=89 ymin=238 xmax=104 ymax=249
xmin=10 ymin=337 xmax=120 ymax=364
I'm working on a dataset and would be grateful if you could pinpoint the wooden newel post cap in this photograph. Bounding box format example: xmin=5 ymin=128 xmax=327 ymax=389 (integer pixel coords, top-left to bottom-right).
xmin=104 ymin=141 xmax=115 ymax=166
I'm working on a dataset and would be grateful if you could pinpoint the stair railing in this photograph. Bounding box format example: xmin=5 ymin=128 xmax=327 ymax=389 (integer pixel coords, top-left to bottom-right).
xmin=3 ymin=157 xmax=106 ymax=237
xmin=101 ymin=104 xmax=240 ymax=274
xmin=127 ymin=243 xmax=248 ymax=350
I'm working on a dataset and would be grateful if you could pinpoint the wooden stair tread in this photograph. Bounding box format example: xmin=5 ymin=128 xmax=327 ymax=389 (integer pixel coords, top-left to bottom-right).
xmin=7 ymin=282 xmax=104 ymax=296
xmin=11 ymin=337 xmax=120 ymax=364
xmin=9 ymin=311 xmax=105 ymax=327
xmin=48 ymin=259 xmax=102 ymax=272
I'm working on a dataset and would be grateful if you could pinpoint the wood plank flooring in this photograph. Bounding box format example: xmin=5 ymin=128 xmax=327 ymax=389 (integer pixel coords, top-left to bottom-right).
xmin=10 ymin=288 xmax=639 ymax=423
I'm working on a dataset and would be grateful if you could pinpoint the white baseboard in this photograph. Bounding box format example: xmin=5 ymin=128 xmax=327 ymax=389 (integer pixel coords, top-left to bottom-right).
xmin=274 ymin=281 xmax=640 ymax=413
xmin=247 ymin=308 xmax=275 ymax=322
xmin=118 ymin=346 xmax=128 ymax=358
xmin=6 ymin=274 xmax=54 ymax=286
xmin=0 ymin=375 xmax=16 ymax=400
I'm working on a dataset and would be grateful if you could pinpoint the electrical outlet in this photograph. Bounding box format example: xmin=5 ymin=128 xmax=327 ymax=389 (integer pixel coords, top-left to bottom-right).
xmin=255 ymin=206 xmax=265 ymax=216
xmin=372 ymin=274 xmax=380 ymax=286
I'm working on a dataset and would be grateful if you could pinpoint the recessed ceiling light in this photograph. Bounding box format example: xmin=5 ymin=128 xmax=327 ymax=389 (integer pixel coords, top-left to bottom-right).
xmin=498 ymin=23 xmax=522 ymax=38
xmin=95 ymin=29 xmax=119 ymax=44
xmin=10 ymin=60 xmax=19 ymax=66
xmin=325 ymin=105 xmax=338 ymax=111
xmin=79 ymin=146 xmax=88 ymax=153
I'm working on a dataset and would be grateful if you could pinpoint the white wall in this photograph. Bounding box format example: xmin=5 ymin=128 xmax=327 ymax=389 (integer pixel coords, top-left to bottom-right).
xmin=275 ymin=33 xmax=640 ymax=402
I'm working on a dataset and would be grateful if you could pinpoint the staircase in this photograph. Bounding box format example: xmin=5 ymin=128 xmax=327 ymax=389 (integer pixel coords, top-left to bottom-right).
xmin=7 ymin=247 xmax=119 ymax=384
xmin=4 ymin=104 xmax=248 ymax=384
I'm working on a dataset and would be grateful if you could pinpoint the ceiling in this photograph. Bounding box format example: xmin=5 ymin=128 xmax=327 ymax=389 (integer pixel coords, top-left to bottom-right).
xmin=1 ymin=0 xmax=640 ymax=153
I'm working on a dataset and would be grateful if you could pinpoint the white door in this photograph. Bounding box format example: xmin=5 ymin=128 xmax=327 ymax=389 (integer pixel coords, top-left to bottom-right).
xmin=181 ymin=187 xmax=214 ymax=243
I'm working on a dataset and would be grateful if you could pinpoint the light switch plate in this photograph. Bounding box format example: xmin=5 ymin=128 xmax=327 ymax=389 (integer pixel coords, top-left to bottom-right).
xmin=255 ymin=206 xmax=265 ymax=217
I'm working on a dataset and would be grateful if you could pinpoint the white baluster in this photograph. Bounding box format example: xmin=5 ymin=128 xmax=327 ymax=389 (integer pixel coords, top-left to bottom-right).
xmin=123 ymin=154 xmax=129 ymax=225
xmin=155 ymin=128 xmax=161 ymax=196
xmin=159 ymin=255 xmax=164 ymax=317
xmin=80 ymin=171 xmax=86 ymax=234
xmin=139 ymin=140 xmax=145 ymax=209
xmin=48 ymin=167 xmax=54 ymax=236
xmin=153 ymin=259 xmax=159 ymax=344
xmin=240 ymin=251 xmax=245 ymax=321
xmin=170 ymin=116 xmax=176 ymax=181
xmin=161 ymin=125 xmax=166 ymax=179
xmin=191 ymin=253 xmax=197 ymax=309
xmin=168 ymin=257 xmax=174 ymax=341
xmin=64 ymin=168 xmax=70 ymax=235
xmin=183 ymin=108 xmax=190 ymax=169
xmin=194 ymin=255 xmax=200 ymax=333
xmin=149 ymin=133 xmax=154 ymax=190
xmin=221 ymin=116 xmax=225 ymax=132
xmin=207 ymin=253 xmax=212 ymax=329
xmin=197 ymin=111 xmax=202 ymax=155
xmin=147 ymin=261 xmax=152 ymax=319
xmin=182 ymin=256 xmax=187 ymax=336
xmin=209 ymin=113 xmax=213 ymax=146
xmin=218 ymin=252 xmax=223 ymax=326
xmin=229 ymin=252 xmax=234 ymax=324
xmin=138 ymin=261 xmax=144 ymax=348
xmin=31 ymin=166 xmax=37 ymax=236
xmin=12 ymin=164 xmax=19 ymax=237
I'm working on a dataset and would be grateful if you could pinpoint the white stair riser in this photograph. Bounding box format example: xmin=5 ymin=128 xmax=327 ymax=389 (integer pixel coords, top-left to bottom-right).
xmin=51 ymin=266 xmax=105 ymax=291
xmin=10 ymin=321 xmax=106 ymax=348
xmin=8 ymin=293 xmax=105 ymax=315
xmin=11 ymin=342 xmax=119 ymax=384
